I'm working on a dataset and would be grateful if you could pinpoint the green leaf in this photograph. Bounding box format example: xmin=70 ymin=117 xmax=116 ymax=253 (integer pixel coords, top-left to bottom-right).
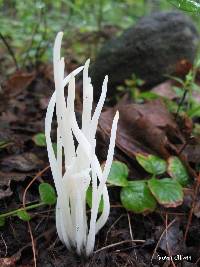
xmin=136 ymin=154 xmax=167 ymax=175
xmin=17 ymin=210 xmax=31 ymax=221
xmin=139 ymin=92 xmax=159 ymax=101
xmin=167 ymin=0 xmax=200 ymax=12
xmin=0 ymin=141 xmax=11 ymax=150
xmin=187 ymin=105 xmax=200 ymax=118
xmin=107 ymin=161 xmax=129 ymax=187
xmin=86 ymin=186 xmax=103 ymax=213
xmin=167 ymin=156 xmax=190 ymax=186
xmin=120 ymin=181 xmax=157 ymax=213
xmin=148 ymin=178 xmax=183 ymax=208
xmin=33 ymin=133 xmax=46 ymax=147
xmin=39 ymin=183 xmax=56 ymax=205
xmin=0 ymin=217 xmax=5 ymax=226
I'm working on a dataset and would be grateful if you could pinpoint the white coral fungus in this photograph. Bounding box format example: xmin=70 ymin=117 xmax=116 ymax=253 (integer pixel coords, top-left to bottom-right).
xmin=45 ymin=32 xmax=119 ymax=256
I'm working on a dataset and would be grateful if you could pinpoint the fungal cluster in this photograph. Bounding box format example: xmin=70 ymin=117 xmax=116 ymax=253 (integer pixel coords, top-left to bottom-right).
xmin=45 ymin=32 xmax=118 ymax=255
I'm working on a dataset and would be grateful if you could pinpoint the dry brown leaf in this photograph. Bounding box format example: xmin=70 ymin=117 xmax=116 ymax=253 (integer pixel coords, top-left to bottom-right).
xmin=0 ymin=152 xmax=43 ymax=172
xmin=99 ymin=99 xmax=185 ymax=160
xmin=4 ymin=70 xmax=35 ymax=97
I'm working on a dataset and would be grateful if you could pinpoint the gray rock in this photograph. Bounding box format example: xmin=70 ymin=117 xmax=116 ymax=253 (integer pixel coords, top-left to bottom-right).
xmin=90 ymin=11 xmax=199 ymax=100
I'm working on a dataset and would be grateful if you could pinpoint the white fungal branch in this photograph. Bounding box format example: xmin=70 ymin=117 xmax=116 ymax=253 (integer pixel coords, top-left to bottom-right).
xmin=45 ymin=32 xmax=119 ymax=256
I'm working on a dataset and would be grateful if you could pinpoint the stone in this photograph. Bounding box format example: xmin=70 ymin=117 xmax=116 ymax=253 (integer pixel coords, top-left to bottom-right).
xmin=90 ymin=11 xmax=199 ymax=100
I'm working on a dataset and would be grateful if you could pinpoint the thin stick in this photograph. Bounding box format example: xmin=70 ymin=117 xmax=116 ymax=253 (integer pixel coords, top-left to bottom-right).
xmin=0 ymin=32 xmax=19 ymax=70
xmin=184 ymin=172 xmax=200 ymax=242
xmin=165 ymin=213 xmax=176 ymax=267
xmin=175 ymin=89 xmax=188 ymax=120
xmin=127 ymin=212 xmax=138 ymax=261
xmin=110 ymin=204 xmax=123 ymax=208
xmin=0 ymin=234 xmax=8 ymax=257
xmin=22 ymin=165 xmax=50 ymax=267
xmin=22 ymin=165 xmax=50 ymax=208
xmin=105 ymin=214 xmax=125 ymax=245
xmin=127 ymin=212 xmax=133 ymax=241
xmin=151 ymin=218 xmax=177 ymax=263
xmin=195 ymin=256 xmax=200 ymax=265
xmin=94 ymin=239 xmax=145 ymax=254
xmin=27 ymin=221 xmax=37 ymax=267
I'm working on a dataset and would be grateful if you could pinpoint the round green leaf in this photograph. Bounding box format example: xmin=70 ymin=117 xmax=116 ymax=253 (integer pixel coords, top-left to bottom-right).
xmin=86 ymin=186 xmax=103 ymax=213
xmin=33 ymin=133 xmax=46 ymax=147
xmin=107 ymin=161 xmax=129 ymax=187
xmin=17 ymin=210 xmax=31 ymax=221
xmin=120 ymin=181 xmax=157 ymax=213
xmin=0 ymin=217 xmax=5 ymax=226
xmin=39 ymin=183 xmax=56 ymax=205
xmin=167 ymin=0 xmax=200 ymax=12
xmin=167 ymin=156 xmax=190 ymax=186
xmin=148 ymin=178 xmax=183 ymax=208
xmin=136 ymin=154 xmax=167 ymax=175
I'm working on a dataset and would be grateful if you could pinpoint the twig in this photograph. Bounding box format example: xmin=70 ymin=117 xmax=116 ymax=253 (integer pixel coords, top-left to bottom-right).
xmin=22 ymin=165 xmax=50 ymax=208
xmin=195 ymin=256 xmax=200 ymax=265
xmin=110 ymin=204 xmax=123 ymax=208
xmin=27 ymin=221 xmax=37 ymax=267
xmin=22 ymin=165 xmax=50 ymax=267
xmin=165 ymin=213 xmax=176 ymax=267
xmin=151 ymin=218 xmax=177 ymax=263
xmin=94 ymin=239 xmax=145 ymax=254
xmin=34 ymin=9 xmax=48 ymax=65
xmin=184 ymin=172 xmax=200 ymax=242
xmin=0 ymin=234 xmax=8 ymax=257
xmin=177 ymin=141 xmax=189 ymax=156
xmin=127 ymin=212 xmax=133 ymax=241
xmin=0 ymin=32 xmax=19 ymax=70
xmin=127 ymin=212 xmax=138 ymax=260
xmin=175 ymin=89 xmax=188 ymax=120
xmin=105 ymin=214 xmax=125 ymax=245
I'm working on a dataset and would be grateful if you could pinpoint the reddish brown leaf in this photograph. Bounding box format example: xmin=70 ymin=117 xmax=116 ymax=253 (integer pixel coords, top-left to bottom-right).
xmin=4 ymin=70 xmax=35 ymax=97
xmin=175 ymin=59 xmax=192 ymax=77
xmin=99 ymin=100 xmax=185 ymax=160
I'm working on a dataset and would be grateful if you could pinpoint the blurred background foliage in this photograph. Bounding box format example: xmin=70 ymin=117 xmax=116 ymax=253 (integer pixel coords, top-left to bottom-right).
xmin=0 ymin=0 xmax=200 ymax=70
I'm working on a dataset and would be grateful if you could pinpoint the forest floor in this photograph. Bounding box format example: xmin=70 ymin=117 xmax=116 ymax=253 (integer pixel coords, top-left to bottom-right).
xmin=0 ymin=58 xmax=200 ymax=267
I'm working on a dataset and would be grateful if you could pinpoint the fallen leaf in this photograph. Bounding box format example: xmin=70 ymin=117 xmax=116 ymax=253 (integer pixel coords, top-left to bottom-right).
xmin=151 ymin=80 xmax=177 ymax=100
xmin=99 ymin=100 xmax=185 ymax=161
xmin=156 ymin=219 xmax=183 ymax=255
xmin=0 ymin=171 xmax=26 ymax=200
xmin=0 ymin=152 xmax=43 ymax=172
xmin=3 ymin=70 xmax=35 ymax=97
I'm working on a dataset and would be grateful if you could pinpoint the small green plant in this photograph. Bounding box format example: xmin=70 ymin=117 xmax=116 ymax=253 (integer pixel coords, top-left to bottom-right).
xmin=33 ymin=132 xmax=47 ymax=147
xmin=106 ymin=154 xmax=190 ymax=213
xmin=0 ymin=140 xmax=12 ymax=150
xmin=33 ymin=132 xmax=57 ymax=153
xmin=167 ymin=0 xmax=200 ymax=12
xmin=117 ymin=74 xmax=161 ymax=104
xmin=170 ymin=57 xmax=200 ymax=118
xmin=0 ymin=182 xmax=56 ymax=227
xmin=117 ymin=74 xmax=148 ymax=102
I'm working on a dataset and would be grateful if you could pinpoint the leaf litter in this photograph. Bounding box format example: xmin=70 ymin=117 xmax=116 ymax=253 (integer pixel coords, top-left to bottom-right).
xmin=0 ymin=63 xmax=200 ymax=266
